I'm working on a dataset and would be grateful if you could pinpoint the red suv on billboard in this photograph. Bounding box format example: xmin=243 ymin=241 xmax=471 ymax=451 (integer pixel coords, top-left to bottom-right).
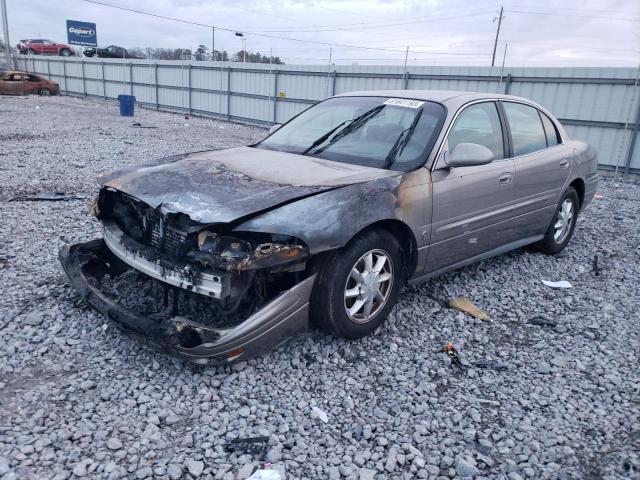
xmin=17 ymin=39 xmax=75 ymax=56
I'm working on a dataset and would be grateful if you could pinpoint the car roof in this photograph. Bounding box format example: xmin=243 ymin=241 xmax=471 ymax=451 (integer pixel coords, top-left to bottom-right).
xmin=334 ymin=89 xmax=536 ymax=106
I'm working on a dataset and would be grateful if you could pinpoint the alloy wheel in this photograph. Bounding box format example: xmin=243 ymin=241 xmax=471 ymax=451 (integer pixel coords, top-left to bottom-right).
xmin=344 ymin=249 xmax=394 ymax=324
xmin=553 ymin=199 xmax=574 ymax=243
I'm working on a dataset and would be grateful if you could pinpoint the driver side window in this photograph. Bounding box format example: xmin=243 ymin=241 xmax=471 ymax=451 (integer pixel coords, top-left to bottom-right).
xmin=448 ymin=102 xmax=504 ymax=160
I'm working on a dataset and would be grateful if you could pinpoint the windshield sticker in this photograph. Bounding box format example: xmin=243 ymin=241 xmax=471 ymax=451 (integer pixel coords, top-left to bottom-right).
xmin=384 ymin=98 xmax=424 ymax=108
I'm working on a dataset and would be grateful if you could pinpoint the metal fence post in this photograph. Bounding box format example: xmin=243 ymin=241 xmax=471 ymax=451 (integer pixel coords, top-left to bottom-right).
xmin=188 ymin=64 xmax=192 ymax=115
xmin=62 ymin=59 xmax=67 ymax=94
xmin=404 ymin=72 xmax=410 ymax=89
xmin=46 ymin=58 xmax=50 ymax=79
xmin=331 ymin=70 xmax=337 ymax=96
xmin=81 ymin=59 xmax=86 ymax=97
xmin=101 ymin=61 xmax=106 ymax=99
xmin=227 ymin=66 xmax=232 ymax=120
xmin=129 ymin=62 xmax=133 ymax=95
xmin=273 ymin=69 xmax=278 ymax=124
xmin=504 ymin=73 xmax=512 ymax=94
xmin=624 ymin=97 xmax=640 ymax=174
xmin=154 ymin=63 xmax=159 ymax=110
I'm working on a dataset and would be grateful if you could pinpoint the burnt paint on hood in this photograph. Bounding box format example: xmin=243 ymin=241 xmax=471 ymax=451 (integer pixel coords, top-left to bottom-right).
xmin=101 ymin=147 xmax=400 ymax=223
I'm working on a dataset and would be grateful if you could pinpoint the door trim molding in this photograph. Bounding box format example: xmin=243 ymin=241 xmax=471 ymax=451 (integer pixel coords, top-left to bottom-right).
xmin=408 ymin=234 xmax=543 ymax=285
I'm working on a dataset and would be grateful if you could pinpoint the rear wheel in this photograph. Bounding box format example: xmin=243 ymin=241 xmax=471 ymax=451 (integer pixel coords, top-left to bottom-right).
xmin=534 ymin=186 xmax=579 ymax=255
xmin=310 ymin=229 xmax=403 ymax=339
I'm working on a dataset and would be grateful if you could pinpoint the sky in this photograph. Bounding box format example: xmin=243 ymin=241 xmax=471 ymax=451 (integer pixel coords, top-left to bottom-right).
xmin=2 ymin=0 xmax=639 ymax=67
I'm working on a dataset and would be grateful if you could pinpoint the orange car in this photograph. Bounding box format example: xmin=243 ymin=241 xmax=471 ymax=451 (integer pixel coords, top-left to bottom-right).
xmin=0 ymin=71 xmax=60 ymax=96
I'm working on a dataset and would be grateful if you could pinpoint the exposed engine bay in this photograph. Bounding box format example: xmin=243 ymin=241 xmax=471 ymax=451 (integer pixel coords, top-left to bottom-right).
xmin=95 ymin=187 xmax=311 ymax=310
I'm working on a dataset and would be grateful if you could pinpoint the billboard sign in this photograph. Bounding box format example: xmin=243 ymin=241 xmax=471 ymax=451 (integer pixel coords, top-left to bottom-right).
xmin=66 ymin=20 xmax=97 ymax=46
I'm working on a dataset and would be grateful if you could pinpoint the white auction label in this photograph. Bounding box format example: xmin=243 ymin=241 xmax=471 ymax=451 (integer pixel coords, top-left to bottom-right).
xmin=383 ymin=98 xmax=424 ymax=108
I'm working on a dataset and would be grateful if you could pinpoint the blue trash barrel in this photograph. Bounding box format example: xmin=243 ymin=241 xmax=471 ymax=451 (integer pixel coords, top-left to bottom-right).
xmin=117 ymin=95 xmax=136 ymax=116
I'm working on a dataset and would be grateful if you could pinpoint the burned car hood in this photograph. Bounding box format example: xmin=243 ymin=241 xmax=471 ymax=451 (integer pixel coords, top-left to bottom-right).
xmin=101 ymin=146 xmax=400 ymax=223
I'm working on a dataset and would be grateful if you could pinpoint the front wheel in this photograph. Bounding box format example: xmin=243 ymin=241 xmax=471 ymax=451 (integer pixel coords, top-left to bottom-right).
xmin=534 ymin=186 xmax=579 ymax=255
xmin=38 ymin=88 xmax=51 ymax=96
xmin=60 ymin=49 xmax=72 ymax=57
xmin=310 ymin=229 xmax=404 ymax=339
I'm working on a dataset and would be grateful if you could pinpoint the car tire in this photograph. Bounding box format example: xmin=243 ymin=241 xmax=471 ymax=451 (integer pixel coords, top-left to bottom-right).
xmin=38 ymin=88 xmax=51 ymax=96
xmin=27 ymin=49 xmax=37 ymax=55
xmin=310 ymin=229 xmax=404 ymax=339
xmin=60 ymin=49 xmax=72 ymax=57
xmin=534 ymin=186 xmax=580 ymax=255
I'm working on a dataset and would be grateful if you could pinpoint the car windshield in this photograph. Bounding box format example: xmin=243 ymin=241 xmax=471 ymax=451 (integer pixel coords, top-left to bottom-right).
xmin=256 ymin=96 xmax=446 ymax=171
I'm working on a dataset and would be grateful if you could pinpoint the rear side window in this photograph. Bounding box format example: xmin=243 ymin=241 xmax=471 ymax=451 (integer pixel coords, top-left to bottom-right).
xmin=448 ymin=102 xmax=504 ymax=160
xmin=503 ymin=102 xmax=547 ymax=156
xmin=540 ymin=112 xmax=560 ymax=147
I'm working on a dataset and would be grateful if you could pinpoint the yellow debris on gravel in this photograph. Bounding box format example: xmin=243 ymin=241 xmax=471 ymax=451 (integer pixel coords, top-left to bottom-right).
xmin=449 ymin=297 xmax=488 ymax=320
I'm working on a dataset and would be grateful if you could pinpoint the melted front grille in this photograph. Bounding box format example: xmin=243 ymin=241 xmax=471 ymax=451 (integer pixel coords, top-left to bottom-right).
xmin=147 ymin=211 xmax=189 ymax=257
xmin=106 ymin=192 xmax=192 ymax=258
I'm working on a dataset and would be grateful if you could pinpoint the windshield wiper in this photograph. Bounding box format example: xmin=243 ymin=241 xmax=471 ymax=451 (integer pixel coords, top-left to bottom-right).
xmin=303 ymin=104 xmax=385 ymax=155
xmin=382 ymin=109 xmax=423 ymax=169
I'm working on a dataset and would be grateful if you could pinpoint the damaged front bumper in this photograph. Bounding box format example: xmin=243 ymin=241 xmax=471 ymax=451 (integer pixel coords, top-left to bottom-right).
xmin=59 ymin=239 xmax=315 ymax=364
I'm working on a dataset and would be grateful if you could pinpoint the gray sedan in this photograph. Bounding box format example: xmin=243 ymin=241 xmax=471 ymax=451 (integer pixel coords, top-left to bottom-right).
xmin=60 ymin=90 xmax=598 ymax=364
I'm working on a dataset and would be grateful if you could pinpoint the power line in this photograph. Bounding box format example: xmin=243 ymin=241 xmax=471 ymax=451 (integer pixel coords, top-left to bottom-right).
xmin=80 ymin=0 xmax=408 ymax=52
xmin=251 ymin=9 xmax=494 ymax=33
xmin=507 ymin=8 xmax=640 ymax=23
xmin=310 ymin=4 xmax=385 ymax=20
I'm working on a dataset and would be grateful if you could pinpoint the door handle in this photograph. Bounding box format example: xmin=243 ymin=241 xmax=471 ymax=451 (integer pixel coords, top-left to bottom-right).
xmin=559 ymin=158 xmax=570 ymax=169
xmin=498 ymin=172 xmax=512 ymax=184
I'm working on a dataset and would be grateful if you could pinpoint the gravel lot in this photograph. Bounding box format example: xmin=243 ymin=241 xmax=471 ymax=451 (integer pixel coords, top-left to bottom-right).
xmin=1 ymin=95 xmax=639 ymax=480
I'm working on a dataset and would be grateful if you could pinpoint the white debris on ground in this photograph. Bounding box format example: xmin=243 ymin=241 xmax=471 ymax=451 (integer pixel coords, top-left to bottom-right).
xmin=1 ymin=95 xmax=639 ymax=480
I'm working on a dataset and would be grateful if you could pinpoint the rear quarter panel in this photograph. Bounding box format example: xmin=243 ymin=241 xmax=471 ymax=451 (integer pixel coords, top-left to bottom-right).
xmin=570 ymin=140 xmax=599 ymax=210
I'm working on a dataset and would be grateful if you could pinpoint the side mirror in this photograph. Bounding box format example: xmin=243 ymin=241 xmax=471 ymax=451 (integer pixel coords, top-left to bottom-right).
xmin=446 ymin=143 xmax=494 ymax=167
xmin=268 ymin=123 xmax=282 ymax=135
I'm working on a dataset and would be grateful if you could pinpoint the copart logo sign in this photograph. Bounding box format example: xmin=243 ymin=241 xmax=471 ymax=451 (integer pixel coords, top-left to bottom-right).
xmin=66 ymin=20 xmax=98 ymax=47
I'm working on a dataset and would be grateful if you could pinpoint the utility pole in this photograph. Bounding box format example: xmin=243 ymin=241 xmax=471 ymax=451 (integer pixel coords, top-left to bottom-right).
xmin=499 ymin=42 xmax=508 ymax=87
xmin=491 ymin=5 xmax=504 ymax=67
xmin=402 ymin=46 xmax=409 ymax=85
xmin=211 ymin=26 xmax=215 ymax=61
xmin=327 ymin=47 xmax=332 ymax=97
xmin=1 ymin=0 xmax=11 ymax=67
xmin=235 ymin=32 xmax=245 ymax=62
xmin=501 ymin=42 xmax=508 ymax=69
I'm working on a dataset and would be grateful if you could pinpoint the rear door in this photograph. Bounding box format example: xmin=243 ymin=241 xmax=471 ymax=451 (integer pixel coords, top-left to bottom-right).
xmin=24 ymin=74 xmax=43 ymax=94
xmin=501 ymin=101 xmax=573 ymax=238
xmin=427 ymin=101 xmax=518 ymax=274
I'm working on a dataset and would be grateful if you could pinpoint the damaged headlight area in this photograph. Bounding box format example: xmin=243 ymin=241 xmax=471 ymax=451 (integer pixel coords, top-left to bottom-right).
xmin=94 ymin=188 xmax=309 ymax=274
xmin=63 ymin=188 xmax=316 ymax=363
xmin=189 ymin=230 xmax=309 ymax=272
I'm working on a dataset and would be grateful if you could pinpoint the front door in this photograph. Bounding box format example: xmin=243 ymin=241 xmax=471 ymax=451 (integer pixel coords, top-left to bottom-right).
xmin=427 ymin=101 xmax=517 ymax=274
xmin=1 ymin=74 xmax=25 ymax=95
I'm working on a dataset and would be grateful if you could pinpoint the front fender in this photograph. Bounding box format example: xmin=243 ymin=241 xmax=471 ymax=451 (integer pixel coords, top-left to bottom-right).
xmin=234 ymin=169 xmax=432 ymax=254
